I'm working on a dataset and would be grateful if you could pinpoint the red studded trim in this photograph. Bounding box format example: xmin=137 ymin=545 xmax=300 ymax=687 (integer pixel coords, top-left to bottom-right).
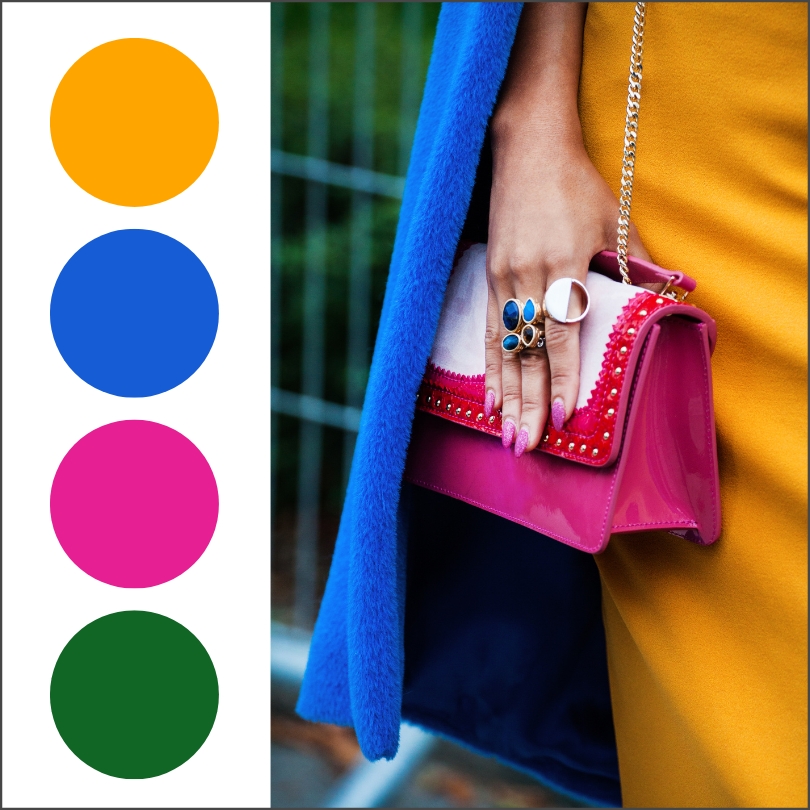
xmin=416 ymin=291 xmax=684 ymax=466
xmin=416 ymin=366 xmax=500 ymax=436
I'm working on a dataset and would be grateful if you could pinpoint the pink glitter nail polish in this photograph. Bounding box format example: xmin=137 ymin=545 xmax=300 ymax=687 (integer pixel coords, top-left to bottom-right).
xmin=502 ymin=419 xmax=516 ymax=448
xmin=484 ymin=390 xmax=495 ymax=419
xmin=514 ymin=428 xmax=529 ymax=458
xmin=552 ymin=398 xmax=566 ymax=432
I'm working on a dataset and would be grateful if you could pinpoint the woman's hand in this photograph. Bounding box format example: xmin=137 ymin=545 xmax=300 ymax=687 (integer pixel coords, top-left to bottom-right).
xmin=484 ymin=2 xmax=650 ymax=457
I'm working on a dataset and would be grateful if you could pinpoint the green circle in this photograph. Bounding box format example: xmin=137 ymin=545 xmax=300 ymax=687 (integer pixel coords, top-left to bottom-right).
xmin=50 ymin=611 xmax=218 ymax=778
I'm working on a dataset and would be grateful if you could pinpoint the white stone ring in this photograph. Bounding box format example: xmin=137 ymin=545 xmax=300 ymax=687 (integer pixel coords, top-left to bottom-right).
xmin=542 ymin=278 xmax=591 ymax=324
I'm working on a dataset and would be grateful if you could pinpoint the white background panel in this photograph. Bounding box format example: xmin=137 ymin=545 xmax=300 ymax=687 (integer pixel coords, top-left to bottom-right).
xmin=2 ymin=3 xmax=270 ymax=806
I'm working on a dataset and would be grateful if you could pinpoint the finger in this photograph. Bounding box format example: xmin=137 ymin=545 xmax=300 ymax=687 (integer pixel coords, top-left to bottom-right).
xmin=500 ymin=340 xmax=522 ymax=448
xmin=484 ymin=282 xmax=504 ymax=419
xmin=515 ymin=345 xmax=550 ymax=457
xmin=501 ymin=352 xmax=522 ymax=448
xmin=545 ymin=319 xmax=581 ymax=431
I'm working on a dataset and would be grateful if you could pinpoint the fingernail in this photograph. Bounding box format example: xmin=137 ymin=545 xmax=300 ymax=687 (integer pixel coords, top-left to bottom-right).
xmin=552 ymin=398 xmax=566 ymax=432
xmin=502 ymin=419 xmax=516 ymax=448
xmin=514 ymin=428 xmax=529 ymax=458
xmin=484 ymin=389 xmax=495 ymax=419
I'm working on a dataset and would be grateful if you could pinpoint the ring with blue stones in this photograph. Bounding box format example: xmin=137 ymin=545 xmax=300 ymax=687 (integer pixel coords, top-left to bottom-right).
xmin=502 ymin=326 xmax=546 ymax=354
xmin=502 ymin=298 xmax=524 ymax=334
xmin=522 ymin=297 xmax=543 ymax=326
xmin=501 ymin=332 xmax=522 ymax=354
xmin=521 ymin=323 xmax=545 ymax=350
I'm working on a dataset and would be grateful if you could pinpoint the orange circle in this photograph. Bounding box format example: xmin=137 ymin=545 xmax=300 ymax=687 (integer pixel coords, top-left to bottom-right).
xmin=51 ymin=39 xmax=218 ymax=207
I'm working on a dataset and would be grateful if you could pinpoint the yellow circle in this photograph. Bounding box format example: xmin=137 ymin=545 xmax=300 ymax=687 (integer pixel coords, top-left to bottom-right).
xmin=51 ymin=39 xmax=218 ymax=207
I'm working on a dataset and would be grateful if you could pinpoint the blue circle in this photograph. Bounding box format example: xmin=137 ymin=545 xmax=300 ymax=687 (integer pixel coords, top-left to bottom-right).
xmin=51 ymin=230 xmax=219 ymax=397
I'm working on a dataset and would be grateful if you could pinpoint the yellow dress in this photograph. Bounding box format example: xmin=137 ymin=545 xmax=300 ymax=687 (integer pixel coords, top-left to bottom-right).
xmin=578 ymin=3 xmax=807 ymax=807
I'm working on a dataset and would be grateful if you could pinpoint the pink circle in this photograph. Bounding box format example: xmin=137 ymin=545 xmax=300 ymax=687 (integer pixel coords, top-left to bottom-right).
xmin=50 ymin=420 xmax=218 ymax=588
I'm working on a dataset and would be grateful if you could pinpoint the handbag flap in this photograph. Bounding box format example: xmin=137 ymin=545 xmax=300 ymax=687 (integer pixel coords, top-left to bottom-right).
xmin=417 ymin=244 xmax=710 ymax=468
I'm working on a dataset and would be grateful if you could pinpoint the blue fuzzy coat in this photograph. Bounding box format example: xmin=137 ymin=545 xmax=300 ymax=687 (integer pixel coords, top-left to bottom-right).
xmin=297 ymin=4 xmax=621 ymax=805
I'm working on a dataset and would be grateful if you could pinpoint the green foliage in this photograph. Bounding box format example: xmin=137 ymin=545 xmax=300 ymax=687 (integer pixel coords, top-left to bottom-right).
xmin=275 ymin=3 xmax=439 ymax=176
xmin=273 ymin=2 xmax=439 ymax=399
xmin=272 ymin=3 xmax=440 ymax=618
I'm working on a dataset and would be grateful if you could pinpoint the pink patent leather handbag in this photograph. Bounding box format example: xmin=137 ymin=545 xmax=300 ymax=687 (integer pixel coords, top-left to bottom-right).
xmin=404 ymin=3 xmax=720 ymax=553
xmin=404 ymin=244 xmax=721 ymax=554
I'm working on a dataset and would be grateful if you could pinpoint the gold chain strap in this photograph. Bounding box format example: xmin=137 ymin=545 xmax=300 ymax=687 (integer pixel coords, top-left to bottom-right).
xmin=616 ymin=1 xmax=647 ymax=284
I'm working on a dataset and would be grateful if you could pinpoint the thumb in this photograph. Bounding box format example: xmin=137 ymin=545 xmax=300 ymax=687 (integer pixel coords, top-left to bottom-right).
xmin=604 ymin=204 xmax=661 ymax=290
xmin=626 ymin=221 xmax=652 ymax=263
xmin=626 ymin=222 xmax=664 ymax=292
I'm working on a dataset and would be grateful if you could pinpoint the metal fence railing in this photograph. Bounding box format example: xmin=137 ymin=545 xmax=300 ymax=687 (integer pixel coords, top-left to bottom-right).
xmin=271 ymin=4 xmax=436 ymax=630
